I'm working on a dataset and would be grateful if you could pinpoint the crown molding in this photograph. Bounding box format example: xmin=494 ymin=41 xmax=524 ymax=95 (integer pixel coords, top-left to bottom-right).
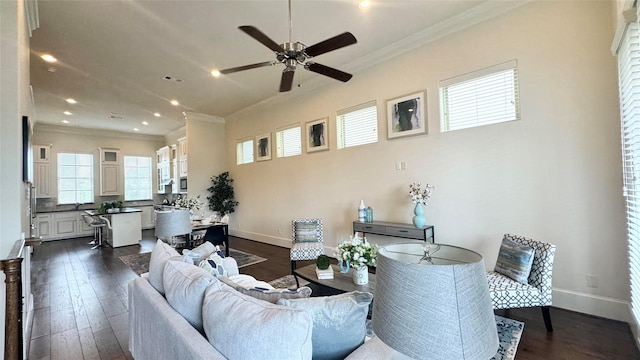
xmin=183 ymin=111 xmax=225 ymax=124
xmin=229 ymin=0 xmax=531 ymax=120
xmin=34 ymin=123 xmax=165 ymax=142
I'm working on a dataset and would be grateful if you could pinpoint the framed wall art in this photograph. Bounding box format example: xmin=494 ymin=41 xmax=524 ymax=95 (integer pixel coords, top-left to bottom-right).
xmin=255 ymin=132 xmax=272 ymax=161
xmin=305 ymin=117 xmax=329 ymax=153
xmin=387 ymin=91 xmax=427 ymax=139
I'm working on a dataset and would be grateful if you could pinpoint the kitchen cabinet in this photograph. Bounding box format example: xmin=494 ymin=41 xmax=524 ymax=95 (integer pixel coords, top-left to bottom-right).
xmin=178 ymin=138 xmax=188 ymax=177
xmin=171 ymin=144 xmax=179 ymax=194
xmin=34 ymin=162 xmax=51 ymax=198
xmin=35 ymin=214 xmax=52 ymax=239
xmin=156 ymin=146 xmax=170 ymax=194
xmin=100 ymin=164 xmax=120 ymax=195
xmin=53 ymin=212 xmax=78 ymax=238
xmin=140 ymin=206 xmax=155 ymax=229
xmin=99 ymin=147 xmax=122 ymax=196
xmin=33 ymin=145 xmax=52 ymax=198
xmin=100 ymin=208 xmax=142 ymax=247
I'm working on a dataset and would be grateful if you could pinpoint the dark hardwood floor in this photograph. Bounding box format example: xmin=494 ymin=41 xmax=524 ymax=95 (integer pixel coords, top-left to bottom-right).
xmin=28 ymin=230 xmax=640 ymax=359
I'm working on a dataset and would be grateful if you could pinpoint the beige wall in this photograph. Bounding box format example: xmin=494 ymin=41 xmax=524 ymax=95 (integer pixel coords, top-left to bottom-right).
xmin=185 ymin=113 xmax=226 ymax=217
xmin=32 ymin=125 xmax=165 ymax=208
xmin=225 ymin=1 xmax=628 ymax=320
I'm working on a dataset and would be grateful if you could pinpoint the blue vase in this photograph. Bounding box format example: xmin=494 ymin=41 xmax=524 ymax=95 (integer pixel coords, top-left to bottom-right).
xmin=412 ymin=203 xmax=426 ymax=228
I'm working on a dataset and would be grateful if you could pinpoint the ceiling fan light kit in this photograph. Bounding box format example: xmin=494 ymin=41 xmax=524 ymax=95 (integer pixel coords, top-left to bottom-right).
xmin=219 ymin=0 xmax=357 ymax=92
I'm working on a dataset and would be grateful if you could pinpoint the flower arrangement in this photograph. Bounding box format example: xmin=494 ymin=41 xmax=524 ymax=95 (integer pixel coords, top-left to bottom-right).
xmin=175 ymin=195 xmax=203 ymax=211
xmin=336 ymin=234 xmax=377 ymax=269
xmin=409 ymin=182 xmax=435 ymax=205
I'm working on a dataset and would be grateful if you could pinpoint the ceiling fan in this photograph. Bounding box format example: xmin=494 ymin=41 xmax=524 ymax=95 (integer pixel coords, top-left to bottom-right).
xmin=219 ymin=0 xmax=357 ymax=92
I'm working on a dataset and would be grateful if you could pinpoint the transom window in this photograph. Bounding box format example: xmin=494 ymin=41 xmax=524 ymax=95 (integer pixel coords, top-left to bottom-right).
xmin=124 ymin=156 xmax=152 ymax=201
xmin=337 ymin=101 xmax=378 ymax=149
xmin=439 ymin=60 xmax=520 ymax=132
xmin=237 ymin=138 xmax=254 ymax=165
xmin=58 ymin=153 xmax=93 ymax=204
xmin=276 ymin=125 xmax=302 ymax=158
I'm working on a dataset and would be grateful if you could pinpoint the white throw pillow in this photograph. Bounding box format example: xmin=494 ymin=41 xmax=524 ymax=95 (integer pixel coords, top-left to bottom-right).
xmin=182 ymin=241 xmax=216 ymax=264
xmin=148 ymin=239 xmax=181 ymax=295
xmin=163 ymin=259 xmax=219 ymax=334
xmin=202 ymin=283 xmax=313 ymax=360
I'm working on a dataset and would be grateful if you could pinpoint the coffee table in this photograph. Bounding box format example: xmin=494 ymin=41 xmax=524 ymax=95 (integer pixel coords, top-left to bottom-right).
xmin=294 ymin=263 xmax=376 ymax=295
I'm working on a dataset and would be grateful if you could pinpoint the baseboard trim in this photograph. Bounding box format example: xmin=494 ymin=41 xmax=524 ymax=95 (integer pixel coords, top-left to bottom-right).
xmin=552 ymin=288 xmax=631 ymax=323
xmin=231 ymin=229 xmax=291 ymax=248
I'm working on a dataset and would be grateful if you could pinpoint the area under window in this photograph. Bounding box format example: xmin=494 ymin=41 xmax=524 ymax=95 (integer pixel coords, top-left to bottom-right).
xmin=58 ymin=152 xmax=93 ymax=204
xmin=124 ymin=156 xmax=152 ymax=201
xmin=439 ymin=60 xmax=520 ymax=132
xmin=276 ymin=125 xmax=302 ymax=158
xmin=237 ymin=138 xmax=254 ymax=165
xmin=336 ymin=101 xmax=378 ymax=149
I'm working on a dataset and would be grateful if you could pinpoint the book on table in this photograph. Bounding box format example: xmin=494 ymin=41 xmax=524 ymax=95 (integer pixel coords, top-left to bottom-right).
xmin=316 ymin=266 xmax=334 ymax=279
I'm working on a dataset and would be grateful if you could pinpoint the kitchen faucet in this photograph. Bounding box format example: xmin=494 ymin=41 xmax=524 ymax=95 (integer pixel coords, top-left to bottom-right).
xmin=75 ymin=203 xmax=83 ymax=210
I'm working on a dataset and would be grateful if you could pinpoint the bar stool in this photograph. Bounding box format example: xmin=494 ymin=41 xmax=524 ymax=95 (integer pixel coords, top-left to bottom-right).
xmin=81 ymin=214 xmax=110 ymax=249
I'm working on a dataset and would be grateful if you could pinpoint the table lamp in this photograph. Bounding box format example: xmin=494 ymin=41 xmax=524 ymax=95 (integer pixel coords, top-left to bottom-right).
xmin=372 ymin=243 xmax=498 ymax=360
xmin=155 ymin=210 xmax=191 ymax=247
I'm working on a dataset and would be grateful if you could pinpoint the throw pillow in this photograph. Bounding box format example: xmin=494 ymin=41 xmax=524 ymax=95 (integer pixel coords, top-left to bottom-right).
xmin=199 ymin=247 xmax=227 ymax=278
xmin=494 ymin=236 xmax=536 ymax=284
xmin=148 ymin=239 xmax=181 ymax=295
xmin=220 ymin=276 xmax=312 ymax=304
xmin=182 ymin=241 xmax=216 ymax=264
xmin=294 ymin=220 xmax=321 ymax=243
xmin=202 ymin=283 xmax=313 ymax=360
xmin=277 ymin=291 xmax=373 ymax=360
xmin=163 ymin=259 xmax=219 ymax=334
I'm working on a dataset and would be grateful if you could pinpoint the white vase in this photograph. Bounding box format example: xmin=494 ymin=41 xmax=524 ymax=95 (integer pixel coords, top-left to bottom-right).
xmin=353 ymin=266 xmax=368 ymax=285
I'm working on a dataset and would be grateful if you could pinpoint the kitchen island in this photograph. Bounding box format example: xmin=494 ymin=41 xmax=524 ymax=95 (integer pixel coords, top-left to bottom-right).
xmin=86 ymin=208 xmax=142 ymax=247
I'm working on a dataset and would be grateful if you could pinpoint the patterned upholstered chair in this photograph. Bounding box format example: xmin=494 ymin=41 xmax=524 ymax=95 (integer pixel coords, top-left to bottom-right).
xmin=290 ymin=219 xmax=324 ymax=287
xmin=487 ymin=234 xmax=556 ymax=332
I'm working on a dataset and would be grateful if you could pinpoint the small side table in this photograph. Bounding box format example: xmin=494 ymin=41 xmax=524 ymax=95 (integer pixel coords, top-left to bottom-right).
xmin=353 ymin=221 xmax=434 ymax=243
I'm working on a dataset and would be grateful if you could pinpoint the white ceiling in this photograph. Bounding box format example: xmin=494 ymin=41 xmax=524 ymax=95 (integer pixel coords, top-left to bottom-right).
xmin=29 ymin=0 xmax=522 ymax=136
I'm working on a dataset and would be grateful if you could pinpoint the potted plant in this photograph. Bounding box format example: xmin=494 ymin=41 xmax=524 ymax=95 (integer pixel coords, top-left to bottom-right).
xmin=207 ymin=171 xmax=239 ymax=216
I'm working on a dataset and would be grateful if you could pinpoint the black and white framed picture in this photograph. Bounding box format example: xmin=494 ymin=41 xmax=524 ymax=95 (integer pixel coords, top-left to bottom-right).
xmin=387 ymin=91 xmax=427 ymax=139
xmin=255 ymin=132 xmax=271 ymax=161
xmin=305 ymin=117 xmax=329 ymax=153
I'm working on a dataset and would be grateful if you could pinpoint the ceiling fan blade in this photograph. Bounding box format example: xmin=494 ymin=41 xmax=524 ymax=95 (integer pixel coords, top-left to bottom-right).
xmin=279 ymin=70 xmax=295 ymax=92
xmin=219 ymin=61 xmax=275 ymax=75
xmin=304 ymin=32 xmax=357 ymax=58
xmin=305 ymin=62 xmax=352 ymax=82
xmin=239 ymin=25 xmax=283 ymax=53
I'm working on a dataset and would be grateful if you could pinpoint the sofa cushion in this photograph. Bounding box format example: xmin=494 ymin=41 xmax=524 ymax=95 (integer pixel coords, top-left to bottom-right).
xmin=277 ymin=291 xmax=373 ymax=360
xmin=202 ymin=283 xmax=313 ymax=360
xmin=220 ymin=276 xmax=312 ymax=304
xmin=163 ymin=259 xmax=218 ymax=333
xmin=148 ymin=239 xmax=184 ymax=295
xmin=494 ymin=237 xmax=535 ymax=284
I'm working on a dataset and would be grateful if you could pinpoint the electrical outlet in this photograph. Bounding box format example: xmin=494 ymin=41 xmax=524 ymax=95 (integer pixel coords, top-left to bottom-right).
xmin=586 ymin=274 xmax=598 ymax=288
xmin=277 ymin=227 xmax=282 ymax=235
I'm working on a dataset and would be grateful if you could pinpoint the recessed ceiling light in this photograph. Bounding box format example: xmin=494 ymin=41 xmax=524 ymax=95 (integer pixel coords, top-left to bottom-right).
xmin=153 ymin=112 xmax=161 ymax=117
xmin=41 ymin=54 xmax=57 ymax=63
xmin=61 ymin=120 xmax=69 ymax=124
xmin=170 ymin=100 xmax=180 ymax=106
xmin=133 ymin=128 xmax=140 ymax=131
xmin=142 ymin=121 xmax=149 ymax=125
xmin=63 ymin=111 xmax=72 ymax=115
xmin=211 ymin=69 xmax=221 ymax=78
xmin=65 ymin=98 xmax=77 ymax=104
xmin=359 ymin=0 xmax=371 ymax=9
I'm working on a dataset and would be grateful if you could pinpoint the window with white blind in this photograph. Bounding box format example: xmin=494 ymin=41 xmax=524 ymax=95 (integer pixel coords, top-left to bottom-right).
xmin=439 ymin=60 xmax=520 ymax=132
xmin=124 ymin=156 xmax=152 ymax=201
xmin=618 ymin=20 xmax=640 ymax=326
xmin=276 ymin=125 xmax=302 ymax=158
xmin=236 ymin=138 xmax=254 ymax=165
xmin=58 ymin=153 xmax=93 ymax=204
xmin=336 ymin=101 xmax=378 ymax=149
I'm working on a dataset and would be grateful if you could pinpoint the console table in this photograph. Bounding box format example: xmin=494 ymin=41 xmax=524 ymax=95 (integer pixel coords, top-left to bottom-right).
xmin=353 ymin=221 xmax=434 ymax=243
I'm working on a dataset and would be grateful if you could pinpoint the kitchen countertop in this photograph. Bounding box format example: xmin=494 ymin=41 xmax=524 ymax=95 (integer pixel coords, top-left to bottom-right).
xmin=36 ymin=204 xmax=153 ymax=213
xmin=85 ymin=207 xmax=143 ymax=215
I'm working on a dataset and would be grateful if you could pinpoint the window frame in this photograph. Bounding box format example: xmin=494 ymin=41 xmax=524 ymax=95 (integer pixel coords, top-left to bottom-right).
xmin=276 ymin=123 xmax=302 ymax=158
xmin=123 ymin=155 xmax=153 ymax=201
xmin=236 ymin=137 xmax=254 ymax=165
xmin=336 ymin=100 xmax=378 ymax=149
xmin=57 ymin=152 xmax=94 ymax=205
xmin=439 ymin=60 xmax=520 ymax=132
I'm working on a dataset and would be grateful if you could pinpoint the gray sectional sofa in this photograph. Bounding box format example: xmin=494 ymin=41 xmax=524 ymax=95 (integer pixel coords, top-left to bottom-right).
xmin=128 ymin=240 xmax=385 ymax=360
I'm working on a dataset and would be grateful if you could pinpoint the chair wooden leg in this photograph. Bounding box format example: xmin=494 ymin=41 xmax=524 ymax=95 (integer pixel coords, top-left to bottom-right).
xmin=542 ymin=306 xmax=553 ymax=332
